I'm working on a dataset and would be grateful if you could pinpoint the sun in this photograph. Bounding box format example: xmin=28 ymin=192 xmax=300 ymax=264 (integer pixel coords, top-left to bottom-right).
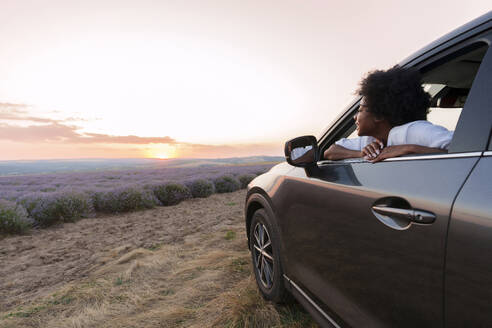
xmin=155 ymin=152 xmax=170 ymax=159
xmin=145 ymin=145 xmax=177 ymax=159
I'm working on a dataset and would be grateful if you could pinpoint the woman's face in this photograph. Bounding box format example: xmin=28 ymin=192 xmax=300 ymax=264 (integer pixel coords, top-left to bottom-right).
xmin=353 ymin=98 xmax=379 ymax=136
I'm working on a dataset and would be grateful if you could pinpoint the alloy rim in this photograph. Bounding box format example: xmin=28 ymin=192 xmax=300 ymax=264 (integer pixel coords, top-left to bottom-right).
xmin=253 ymin=222 xmax=274 ymax=289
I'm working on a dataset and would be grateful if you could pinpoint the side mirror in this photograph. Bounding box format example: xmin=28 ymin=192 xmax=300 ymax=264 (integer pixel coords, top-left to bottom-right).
xmin=284 ymin=135 xmax=318 ymax=167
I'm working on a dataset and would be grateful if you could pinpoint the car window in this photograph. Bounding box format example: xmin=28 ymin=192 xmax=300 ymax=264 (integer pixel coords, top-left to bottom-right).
xmin=422 ymin=85 xmax=461 ymax=131
xmin=420 ymin=42 xmax=488 ymax=132
xmin=331 ymin=42 xmax=489 ymax=156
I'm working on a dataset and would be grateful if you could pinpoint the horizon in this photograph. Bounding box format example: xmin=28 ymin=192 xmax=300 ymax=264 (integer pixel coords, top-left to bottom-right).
xmin=1 ymin=1 xmax=490 ymax=161
xmin=0 ymin=154 xmax=284 ymax=164
xmin=0 ymin=155 xmax=284 ymax=176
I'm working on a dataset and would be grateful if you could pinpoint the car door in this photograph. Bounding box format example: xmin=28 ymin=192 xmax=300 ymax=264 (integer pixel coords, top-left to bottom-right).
xmin=277 ymin=36 xmax=492 ymax=327
xmin=281 ymin=155 xmax=480 ymax=328
xmin=444 ymin=45 xmax=492 ymax=327
xmin=445 ymin=154 xmax=492 ymax=328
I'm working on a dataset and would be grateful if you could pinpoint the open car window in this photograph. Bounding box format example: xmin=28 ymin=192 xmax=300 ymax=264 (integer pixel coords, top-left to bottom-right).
xmin=421 ymin=42 xmax=487 ymax=132
xmin=323 ymin=42 xmax=489 ymax=162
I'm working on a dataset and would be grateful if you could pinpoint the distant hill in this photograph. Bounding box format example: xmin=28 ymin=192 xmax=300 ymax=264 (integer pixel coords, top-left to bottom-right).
xmin=0 ymin=156 xmax=285 ymax=176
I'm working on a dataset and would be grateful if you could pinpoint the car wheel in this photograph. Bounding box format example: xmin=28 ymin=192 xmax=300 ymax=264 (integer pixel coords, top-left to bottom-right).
xmin=249 ymin=208 xmax=288 ymax=302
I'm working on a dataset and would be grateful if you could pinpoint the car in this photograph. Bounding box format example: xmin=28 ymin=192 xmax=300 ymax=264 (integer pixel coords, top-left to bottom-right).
xmin=245 ymin=11 xmax=492 ymax=328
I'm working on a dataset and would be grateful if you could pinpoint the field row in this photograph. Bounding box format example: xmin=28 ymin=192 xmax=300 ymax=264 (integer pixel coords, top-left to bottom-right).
xmin=0 ymin=164 xmax=274 ymax=234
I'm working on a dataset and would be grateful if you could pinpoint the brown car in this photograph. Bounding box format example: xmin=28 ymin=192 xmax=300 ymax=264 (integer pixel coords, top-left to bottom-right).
xmin=245 ymin=11 xmax=492 ymax=328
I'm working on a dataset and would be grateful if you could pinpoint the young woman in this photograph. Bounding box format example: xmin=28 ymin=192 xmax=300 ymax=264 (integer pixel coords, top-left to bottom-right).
xmin=324 ymin=66 xmax=453 ymax=162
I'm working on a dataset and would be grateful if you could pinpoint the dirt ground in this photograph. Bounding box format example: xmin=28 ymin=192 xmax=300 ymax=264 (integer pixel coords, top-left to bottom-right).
xmin=0 ymin=190 xmax=316 ymax=328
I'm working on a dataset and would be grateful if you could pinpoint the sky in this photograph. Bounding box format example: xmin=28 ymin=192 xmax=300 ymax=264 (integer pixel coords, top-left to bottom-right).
xmin=0 ymin=0 xmax=490 ymax=160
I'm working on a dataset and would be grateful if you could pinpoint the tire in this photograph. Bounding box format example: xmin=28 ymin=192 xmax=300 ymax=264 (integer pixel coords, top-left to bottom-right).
xmin=249 ymin=208 xmax=288 ymax=303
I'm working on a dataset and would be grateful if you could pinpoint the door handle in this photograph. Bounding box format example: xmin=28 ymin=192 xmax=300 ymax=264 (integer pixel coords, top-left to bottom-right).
xmin=372 ymin=205 xmax=436 ymax=224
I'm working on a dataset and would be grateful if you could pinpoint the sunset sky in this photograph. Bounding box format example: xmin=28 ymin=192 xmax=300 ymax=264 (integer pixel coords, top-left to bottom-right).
xmin=1 ymin=1 xmax=490 ymax=160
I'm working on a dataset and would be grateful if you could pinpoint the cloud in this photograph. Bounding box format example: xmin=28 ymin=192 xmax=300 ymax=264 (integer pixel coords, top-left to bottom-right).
xmin=63 ymin=116 xmax=95 ymax=122
xmin=0 ymin=103 xmax=55 ymax=123
xmin=0 ymin=103 xmax=94 ymax=123
xmin=80 ymin=133 xmax=175 ymax=144
xmin=0 ymin=122 xmax=175 ymax=145
xmin=0 ymin=121 xmax=281 ymax=158
xmin=0 ymin=102 xmax=175 ymax=144
xmin=0 ymin=103 xmax=280 ymax=157
xmin=0 ymin=110 xmax=60 ymax=124
xmin=0 ymin=123 xmax=79 ymax=142
xmin=0 ymin=102 xmax=29 ymax=109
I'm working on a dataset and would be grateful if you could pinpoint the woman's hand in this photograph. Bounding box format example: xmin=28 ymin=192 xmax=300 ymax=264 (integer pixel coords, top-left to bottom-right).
xmin=369 ymin=145 xmax=411 ymax=162
xmin=362 ymin=139 xmax=384 ymax=160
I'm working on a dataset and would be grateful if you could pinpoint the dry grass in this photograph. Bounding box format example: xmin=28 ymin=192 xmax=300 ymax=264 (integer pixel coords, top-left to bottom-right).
xmin=0 ymin=190 xmax=317 ymax=328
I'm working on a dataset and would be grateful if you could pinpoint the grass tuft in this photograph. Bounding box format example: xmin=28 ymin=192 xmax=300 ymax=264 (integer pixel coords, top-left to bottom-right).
xmin=153 ymin=183 xmax=192 ymax=206
xmin=93 ymin=187 xmax=156 ymax=213
xmin=186 ymin=179 xmax=215 ymax=198
xmin=230 ymin=258 xmax=249 ymax=273
xmin=3 ymin=305 xmax=47 ymax=319
xmin=225 ymin=230 xmax=236 ymax=240
xmin=213 ymin=276 xmax=318 ymax=328
xmin=0 ymin=199 xmax=31 ymax=233
xmin=114 ymin=276 xmax=124 ymax=286
xmin=238 ymin=174 xmax=256 ymax=189
xmin=214 ymin=176 xmax=241 ymax=193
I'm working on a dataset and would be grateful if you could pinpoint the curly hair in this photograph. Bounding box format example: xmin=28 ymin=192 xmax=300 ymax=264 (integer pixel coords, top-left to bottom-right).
xmin=357 ymin=66 xmax=430 ymax=126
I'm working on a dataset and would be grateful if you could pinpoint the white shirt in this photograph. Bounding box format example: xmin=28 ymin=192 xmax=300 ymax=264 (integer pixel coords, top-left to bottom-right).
xmin=335 ymin=120 xmax=453 ymax=151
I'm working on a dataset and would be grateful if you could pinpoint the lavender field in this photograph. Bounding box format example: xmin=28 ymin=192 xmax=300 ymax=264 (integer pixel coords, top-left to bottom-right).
xmin=0 ymin=162 xmax=278 ymax=234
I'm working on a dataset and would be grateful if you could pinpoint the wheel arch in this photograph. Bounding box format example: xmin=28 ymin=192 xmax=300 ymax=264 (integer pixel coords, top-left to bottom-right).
xmin=245 ymin=188 xmax=277 ymax=250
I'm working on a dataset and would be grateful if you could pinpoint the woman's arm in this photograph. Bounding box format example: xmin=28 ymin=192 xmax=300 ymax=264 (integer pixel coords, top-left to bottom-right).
xmin=324 ymin=144 xmax=363 ymax=160
xmin=325 ymin=143 xmax=446 ymax=162
xmin=370 ymin=144 xmax=447 ymax=162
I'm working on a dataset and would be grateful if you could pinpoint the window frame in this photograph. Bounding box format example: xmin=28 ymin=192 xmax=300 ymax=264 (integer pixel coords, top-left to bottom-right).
xmin=317 ymin=30 xmax=492 ymax=163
